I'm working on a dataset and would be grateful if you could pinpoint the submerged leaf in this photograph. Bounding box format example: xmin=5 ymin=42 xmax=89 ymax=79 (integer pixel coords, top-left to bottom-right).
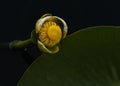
xmin=18 ymin=26 xmax=120 ymax=86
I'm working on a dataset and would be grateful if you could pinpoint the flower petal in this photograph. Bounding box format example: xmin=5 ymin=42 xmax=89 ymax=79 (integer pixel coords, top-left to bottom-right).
xmin=37 ymin=40 xmax=59 ymax=54
xmin=41 ymin=13 xmax=52 ymax=18
xmin=35 ymin=15 xmax=68 ymax=38
xmin=53 ymin=16 xmax=68 ymax=39
xmin=35 ymin=16 xmax=52 ymax=34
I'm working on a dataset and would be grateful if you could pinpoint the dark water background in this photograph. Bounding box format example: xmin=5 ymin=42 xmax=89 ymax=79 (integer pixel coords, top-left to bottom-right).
xmin=0 ymin=0 xmax=120 ymax=86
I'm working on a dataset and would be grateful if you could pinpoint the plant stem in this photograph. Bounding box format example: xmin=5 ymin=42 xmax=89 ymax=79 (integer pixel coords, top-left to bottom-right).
xmin=9 ymin=38 xmax=33 ymax=50
xmin=0 ymin=38 xmax=35 ymax=65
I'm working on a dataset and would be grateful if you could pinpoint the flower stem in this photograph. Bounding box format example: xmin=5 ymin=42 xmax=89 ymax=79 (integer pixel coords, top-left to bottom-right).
xmin=9 ymin=38 xmax=33 ymax=50
xmin=0 ymin=38 xmax=35 ymax=64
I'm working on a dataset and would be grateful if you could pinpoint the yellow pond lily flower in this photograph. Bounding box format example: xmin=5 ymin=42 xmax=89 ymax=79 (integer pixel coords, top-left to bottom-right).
xmin=35 ymin=14 xmax=68 ymax=54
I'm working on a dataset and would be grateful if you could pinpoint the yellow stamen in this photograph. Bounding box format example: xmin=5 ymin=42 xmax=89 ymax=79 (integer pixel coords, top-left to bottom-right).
xmin=47 ymin=25 xmax=62 ymax=41
xmin=38 ymin=21 xmax=62 ymax=47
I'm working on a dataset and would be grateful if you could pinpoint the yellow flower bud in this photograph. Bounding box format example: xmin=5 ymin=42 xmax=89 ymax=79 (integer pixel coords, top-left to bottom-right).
xmin=35 ymin=14 xmax=68 ymax=54
xmin=39 ymin=21 xmax=62 ymax=47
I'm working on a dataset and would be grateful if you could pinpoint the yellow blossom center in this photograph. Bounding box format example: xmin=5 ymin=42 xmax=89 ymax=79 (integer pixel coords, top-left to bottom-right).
xmin=38 ymin=21 xmax=62 ymax=47
xmin=47 ymin=25 xmax=62 ymax=41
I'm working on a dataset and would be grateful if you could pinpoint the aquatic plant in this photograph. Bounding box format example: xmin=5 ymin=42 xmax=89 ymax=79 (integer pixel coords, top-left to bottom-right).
xmin=1 ymin=13 xmax=120 ymax=86
xmin=10 ymin=13 xmax=68 ymax=54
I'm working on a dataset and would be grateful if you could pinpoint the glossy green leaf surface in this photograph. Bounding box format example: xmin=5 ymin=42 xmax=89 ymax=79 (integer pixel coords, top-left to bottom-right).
xmin=18 ymin=26 xmax=120 ymax=86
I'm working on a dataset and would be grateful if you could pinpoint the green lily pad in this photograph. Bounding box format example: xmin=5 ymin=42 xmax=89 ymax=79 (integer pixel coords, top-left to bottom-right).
xmin=17 ymin=26 xmax=120 ymax=86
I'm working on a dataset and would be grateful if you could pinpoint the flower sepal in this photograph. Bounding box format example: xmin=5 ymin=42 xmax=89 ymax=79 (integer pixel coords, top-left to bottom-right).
xmin=31 ymin=29 xmax=38 ymax=44
xmin=38 ymin=40 xmax=59 ymax=54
